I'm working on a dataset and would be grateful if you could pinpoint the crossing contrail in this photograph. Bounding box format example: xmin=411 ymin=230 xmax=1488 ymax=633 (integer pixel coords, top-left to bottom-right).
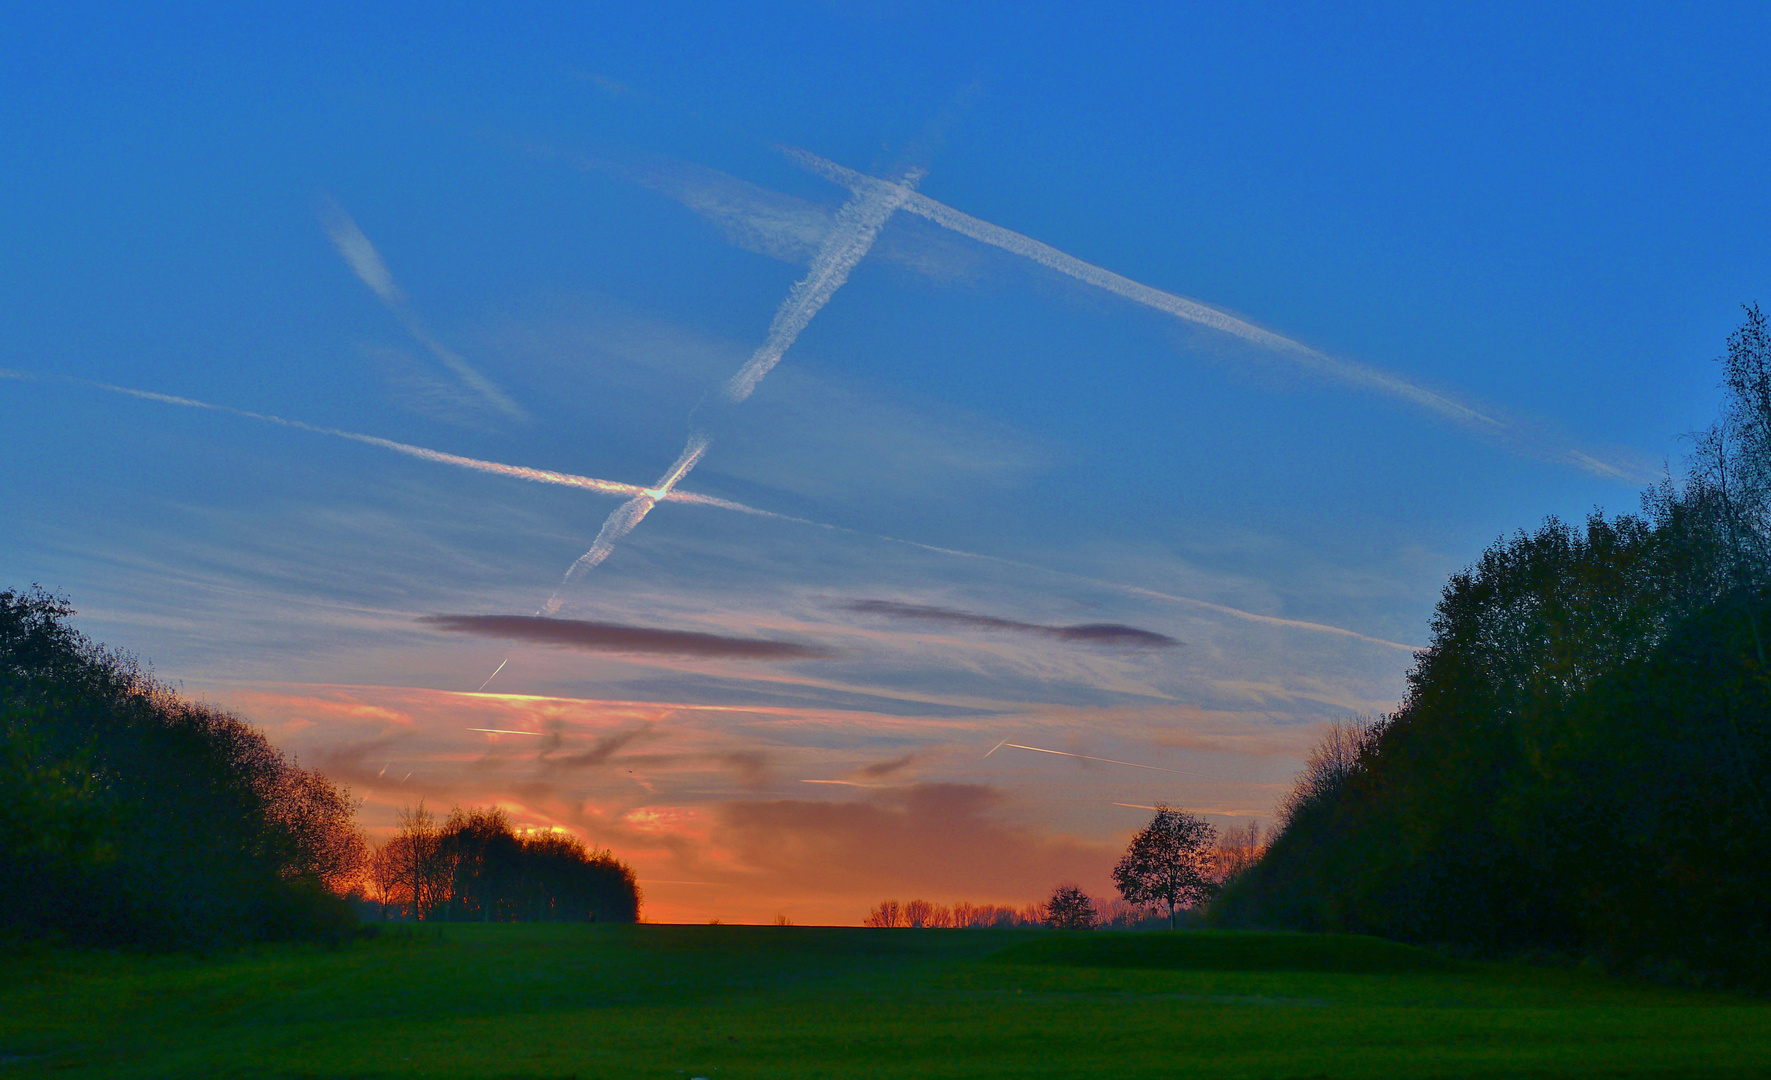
xmin=541 ymin=165 xmax=927 ymax=621
xmin=539 ymin=432 xmax=710 ymax=615
xmin=9 ymin=369 xmax=1420 ymax=654
xmin=722 ymin=167 xmax=925 ymax=403
xmin=321 ymin=199 xmax=528 ymax=422
xmin=779 ymin=147 xmax=1645 ymax=483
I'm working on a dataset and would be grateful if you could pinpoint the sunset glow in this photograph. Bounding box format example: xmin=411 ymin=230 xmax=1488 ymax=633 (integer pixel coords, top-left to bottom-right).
xmin=5 ymin=4 xmax=1761 ymax=928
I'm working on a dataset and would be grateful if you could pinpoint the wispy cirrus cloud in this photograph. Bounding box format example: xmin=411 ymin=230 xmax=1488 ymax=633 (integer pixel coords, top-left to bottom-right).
xmin=418 ymin=613 xmax=836 ymax=661
xmin=843 ymin=598 xmax=1179 ymax=649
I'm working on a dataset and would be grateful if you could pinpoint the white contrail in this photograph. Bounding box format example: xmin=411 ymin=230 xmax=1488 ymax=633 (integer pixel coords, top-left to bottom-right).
xmin=542 ymin=167 xmax=926 ymax=616
xmin=539 ymin=432 xmax=710 ymax=614
xmin=76 ymin=377 xmax=770 ymax=513
xmin=992 ymin=741 xmax=1242 ymax=781
xmin=474 ymin=659 xmax=509 ymax=692
xmin=320 ymin=199 xmax=528 ymax=421
xmin=722 ymin=167 xmax=925 ymax=403
xmin=16 ymin=373 xmax=1419 ymax=654
xmin=781 ymin=147 xmax=1648 ymax=482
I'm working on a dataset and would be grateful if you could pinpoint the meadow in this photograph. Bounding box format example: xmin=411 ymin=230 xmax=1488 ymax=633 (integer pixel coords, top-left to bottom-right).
xmin=1 ymin=925 xmax=1765 ymax=1078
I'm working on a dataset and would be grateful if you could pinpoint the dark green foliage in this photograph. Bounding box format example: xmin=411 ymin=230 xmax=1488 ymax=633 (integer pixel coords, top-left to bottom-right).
xmin=1216 ymin=513 xmax=1771 ymax=985
xmin=0 ymin=585 xmax=365 ymax=950
xmin=1112 ymin=804 xmax=1217 ymax=930
xmin=1215 ymin=309 xmax=1771 ymax=987
xmin=382 ymin=803 xmax=642 ymax=923
xmin=1044 ymin=883 xmax=1096 ymax=929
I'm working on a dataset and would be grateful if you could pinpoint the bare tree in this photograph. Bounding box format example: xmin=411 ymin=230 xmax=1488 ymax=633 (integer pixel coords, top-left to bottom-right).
xmin=863 ymin=899 xmax=906 ymax=927
xmin=366 ymin=839 xmax=406 ymax=919
xmin=1277 ymin=719 xmax=1384 ymax=830
xmin=394 ymin=801 xmax=449 ymax=920
xmin=1211 ymin=820 xmax=1268 ymax=888
xmin=1112 ymin=804 xmax=1217 ymax=929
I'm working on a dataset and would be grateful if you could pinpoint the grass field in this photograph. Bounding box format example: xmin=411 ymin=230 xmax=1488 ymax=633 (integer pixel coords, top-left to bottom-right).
xmin=2 ymin=924 xmax=1766 ymax=1078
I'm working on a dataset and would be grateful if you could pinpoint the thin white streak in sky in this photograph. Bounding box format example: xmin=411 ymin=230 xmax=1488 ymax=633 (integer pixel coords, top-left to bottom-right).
xmin=320 ymin=199 xmax=528 ymax=421
xmin=722 ymin=168 xmax=925 ymax=403
xmin=994 ymin=742 xmax=1243 ymax=782
xmin=545 ymin=166 xmax=927 ymax=616
xmin=17 ymin=373 xmax=1418 ymax=653
xmin=540 ymin=432 xmax=710 ymax=615
xmin=781 ymin=147 xmax=1646 ymax=482
xmin=467 ymin=726 xmax=543 ymax=735
xmin=77 ymin=378 xmax=764 ymax=511
xmin=474 ymin=659 xmax=509 ymax=692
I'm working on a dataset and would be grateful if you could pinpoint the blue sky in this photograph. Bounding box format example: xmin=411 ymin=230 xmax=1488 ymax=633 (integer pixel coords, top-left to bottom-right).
xmin=5 ymin=2 xmax=1767 ymax=922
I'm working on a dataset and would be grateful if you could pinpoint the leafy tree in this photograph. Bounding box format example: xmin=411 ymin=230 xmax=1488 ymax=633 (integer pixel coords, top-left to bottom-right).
xmin=1044 ymin=884 xmax=1096 ymax=929
xmin=0 ymin=585 xmax=362 ymax=949
xmin=1112 ymin=805 xmax=1216 ymax=929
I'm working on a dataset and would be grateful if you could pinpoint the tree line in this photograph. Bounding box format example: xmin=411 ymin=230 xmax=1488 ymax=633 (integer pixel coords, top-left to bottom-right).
xmin=860 ymin=818 xmax=1265 ymax=930
xmin=0 ymin=588 xmax=641 ymax=950
xmin=1213 ymin=306 xmax=1771 ymax=988
xmin=365 ymin=802 xmax=640 ymax=923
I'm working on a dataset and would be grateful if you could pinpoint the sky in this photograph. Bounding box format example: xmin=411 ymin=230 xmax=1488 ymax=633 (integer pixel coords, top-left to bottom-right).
xmin=5 ymin=2 xmax=1769 ymax=924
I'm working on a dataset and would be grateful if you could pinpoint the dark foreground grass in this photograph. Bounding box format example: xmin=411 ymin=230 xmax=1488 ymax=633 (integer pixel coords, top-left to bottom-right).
xmin=2 ymin=925 xmax=1765 ymax=1078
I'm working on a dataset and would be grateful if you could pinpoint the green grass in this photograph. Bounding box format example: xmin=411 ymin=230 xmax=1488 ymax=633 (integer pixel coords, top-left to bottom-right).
xmin=1 ymin=925 xmax=1765 ymax=1078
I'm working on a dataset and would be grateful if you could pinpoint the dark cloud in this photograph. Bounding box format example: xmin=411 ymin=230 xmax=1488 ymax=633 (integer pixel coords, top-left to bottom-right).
xmin=857 ymin=752 xmax=922 ymax=779
xmin=539 ymin=723 xmax=654 ymax=769
xmin=419 ymin=614 xmax=835 ymax=660
xmin=842 ymin=600 xmax=1179 ymax=649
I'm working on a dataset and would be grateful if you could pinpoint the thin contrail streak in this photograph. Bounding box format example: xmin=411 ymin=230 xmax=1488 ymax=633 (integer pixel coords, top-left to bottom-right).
xmin=543 ymin=166 xmax=926 ymax=617
xmin=474 ymin=659 xmax=509 ymax=692
xmin=71 ymin=377 xmax=767 ymax=513
xmin=781 ymin=147 xmax=1645 ymax=483
xmin=467 ymin=726 xmax=543 ymax=735
xmin=320 ymin=199 xmax=527 ymax=421
xmin=781 ymin=148 xmax=1497 ymax=429
xmin=722 ymin=167 xmax=925 ymax=403
xmin=540 ymin=432 xmax=710 ymax=615
xmin=993 ymin=741 xmax=1243 ymax=782
xmin=13 ymin=373 xmax=1418 ymax=653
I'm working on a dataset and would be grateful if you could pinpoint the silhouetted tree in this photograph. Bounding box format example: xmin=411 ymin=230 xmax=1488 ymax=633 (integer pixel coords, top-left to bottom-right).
xmin=0 ymin=585 xmax=360 ymax=949
xmin=1113 ymin=805 xmax=1216 ymax=930
xmin=1045 ymin=884 xmax=1096 ymax=929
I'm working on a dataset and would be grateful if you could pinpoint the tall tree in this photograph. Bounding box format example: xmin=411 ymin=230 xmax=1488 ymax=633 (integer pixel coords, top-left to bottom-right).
xmin=1112 ymin=805 xmax=1216 ymax=930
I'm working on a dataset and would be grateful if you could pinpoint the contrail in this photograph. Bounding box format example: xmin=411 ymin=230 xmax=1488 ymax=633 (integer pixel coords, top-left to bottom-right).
xmin=69 ymin=376 xmax=769 ymax=514
xmin=467 ymin=726 xmax=542 ymax=735
xmin=991 ymin=741 xmax=1244 ymax=781
xmin=320 ymin=199 xmax=528 ymax=421
xmin=540 ymin=432 xmax=710 ymax=615
xmin=474 ymin=659 xmax=509 ymax=692
xmin=722 ymin=167 xmax=925 ymax=403
xmin=14 ymin=373 xmax=1419 ymax=654
xmin=781 ymin=147 xmax=1645 ymax=482
xmin=542 ymin=165 xmax=926 ymax=616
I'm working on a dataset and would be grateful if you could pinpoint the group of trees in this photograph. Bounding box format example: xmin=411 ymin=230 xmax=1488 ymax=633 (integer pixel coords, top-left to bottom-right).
xmin=862 ymin=898 xmax=1049 ymax=928
xmin=0 ymin=586 xmax=643 ymax=949
xmin=365 ymin=802 xmax=640 ymax=923
xmin=1214 ymin=307 xmax=1771 ymax=987
xmin=860 ymin=811 xmax=1265 ymax=932
xmin=0 ymin=586 xmax=366 ymax=949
